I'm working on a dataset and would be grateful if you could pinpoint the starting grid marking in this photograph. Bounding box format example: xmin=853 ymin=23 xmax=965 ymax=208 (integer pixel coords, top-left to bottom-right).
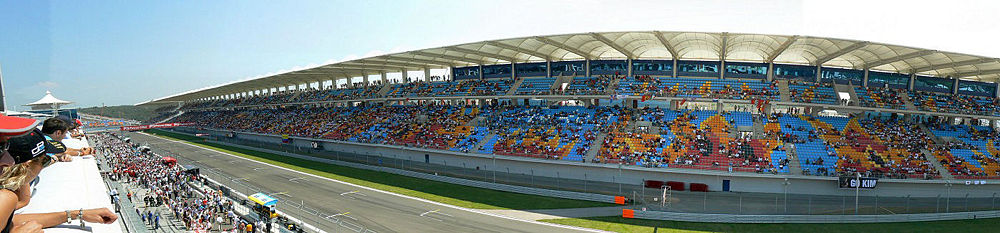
xmin=419 ymin=209 xmax=453 ymax=222
xmin=326 ymin=212 xmax=357 ymax=221
xmin=288 ymin=177 xmax=308 ymax=183
xmin=340 ymin=190 xmax=367 ymax=199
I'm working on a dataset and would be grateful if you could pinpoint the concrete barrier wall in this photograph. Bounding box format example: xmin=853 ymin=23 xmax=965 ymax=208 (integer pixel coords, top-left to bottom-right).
xmin=631 ymin=209 xmax=1000 ymax=223
xmin=172 ymin=127 xmax=1000 ymax=198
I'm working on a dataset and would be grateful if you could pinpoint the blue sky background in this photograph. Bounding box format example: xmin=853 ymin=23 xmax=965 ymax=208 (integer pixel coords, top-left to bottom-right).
xmin=1 ymin=0 xmax=998 ymax=109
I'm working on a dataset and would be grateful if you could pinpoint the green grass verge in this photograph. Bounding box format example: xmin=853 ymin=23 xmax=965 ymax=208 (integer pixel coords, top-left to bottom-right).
xmin=539 ymin=216 xmax=1000 ymax=233
xmin=144 ymin=129 xmax=615 ymax=210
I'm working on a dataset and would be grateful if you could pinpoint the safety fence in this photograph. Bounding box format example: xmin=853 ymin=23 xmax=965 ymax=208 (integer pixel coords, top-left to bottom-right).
xmin=626 ymin=208 xmax=1000 ymax=223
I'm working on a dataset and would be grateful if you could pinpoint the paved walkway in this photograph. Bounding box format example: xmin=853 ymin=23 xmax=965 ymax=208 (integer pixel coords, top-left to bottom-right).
xmin=479 ymin=206 xmax=623 ymax=221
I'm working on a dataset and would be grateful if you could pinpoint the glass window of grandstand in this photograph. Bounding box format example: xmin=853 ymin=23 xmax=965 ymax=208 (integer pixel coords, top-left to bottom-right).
xmin=589 ymin=60 xmax=627 ymax=76
xmin=515 ymin=62 xmax=547 ymax=78
xmin=914 ymin=76 xmax=953 ymax=93
xmin=820 ymin=67 xmax=863 ymax=85
xmin=773 ymin=64 xmax=816 ymax=81
xmin=677 ymin=60 xmax=720 ymax=77
xmin=550 ymin=61 xmax=585 ymax=77
xmin=631 ymin=60 xmax=673 ymax=76
xmin=867 ymin=71 xmax=909 ymax=89
xmin=482 ymin=64 xmax=512 ymax=79
xmin=724 ymin=62 xmax=768 ymax=79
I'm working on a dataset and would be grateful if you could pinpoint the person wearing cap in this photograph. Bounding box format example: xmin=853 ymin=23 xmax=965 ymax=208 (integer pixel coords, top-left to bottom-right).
xmin=0 ymin=115 xmax=47 ymax=233
xmin=40 ymin=118 xmax=93 ymax=162
xmin=0 ymin=129 xmax=64 ymax=210
xmin=0 ymin=123 xmax=116 ymax=232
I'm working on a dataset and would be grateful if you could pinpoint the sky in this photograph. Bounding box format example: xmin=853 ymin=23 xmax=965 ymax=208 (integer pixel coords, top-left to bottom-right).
xmin=1 ymin=0 xmax=999 ymax=109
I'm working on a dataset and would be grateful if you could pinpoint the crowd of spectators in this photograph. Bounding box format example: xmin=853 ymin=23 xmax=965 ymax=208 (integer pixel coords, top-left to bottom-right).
xmin=856 ymin=86 xmax=908 ymax=109
xmin=96 ymin=132 xmax=238 ymax=231
xmin=910 ymin=91 xmax=1000 ymax=116
xmin=558 ymin=75 xmax=619 ymax=95
xmin=787 ymin=80 xmax=837 ymax=104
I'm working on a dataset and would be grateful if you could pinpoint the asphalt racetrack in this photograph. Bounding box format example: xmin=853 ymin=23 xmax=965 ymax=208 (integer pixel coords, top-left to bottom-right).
xmin=127 ymin=132 xmax=603 ymax=233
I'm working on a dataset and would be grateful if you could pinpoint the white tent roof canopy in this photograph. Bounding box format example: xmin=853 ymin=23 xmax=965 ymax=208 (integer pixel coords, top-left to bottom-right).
xmin=138 ymin=31 xmax=1000 ymax=105
xmin=26 ymin=91 xmax=73 ymax=106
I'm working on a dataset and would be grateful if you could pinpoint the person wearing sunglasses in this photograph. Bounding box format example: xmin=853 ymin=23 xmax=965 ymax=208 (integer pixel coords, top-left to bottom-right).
xmin=0 ymin=117 xmax=117 ymax=233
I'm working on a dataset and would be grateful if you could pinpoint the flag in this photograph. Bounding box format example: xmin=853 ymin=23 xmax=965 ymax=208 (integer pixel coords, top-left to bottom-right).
xmin=281 ymin=134 xmax=291 ymax=143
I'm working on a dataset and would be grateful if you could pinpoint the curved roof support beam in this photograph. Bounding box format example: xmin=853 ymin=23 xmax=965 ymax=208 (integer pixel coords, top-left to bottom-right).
xmin=324 ymin=64 xmax=408 ymax=72
xmin=863 ymin=50 xmax=937 ymax=69
xmin=384 ymin=55 xmax=460 ymax=67
xmin=652 ymin=31 xmax=679 ymax=59
xmin=485 ymin=41 xmax=551 ymax=61
xmin=590 ymin=33 xmax=635 ymax=59
xmin=766 ymin=36 xmax=798 ymax=63
xmin=813 ymin=41 xmax=870 ymax=66
xmin=533 ymin=36 xmax=593 ymax=60
xmin=446 ymin=47 xmax=518 ymax=63
xmin=911 ymin=58 xmax=998 ymax=73
xmin=719 ymin=32 xmax=728 ymax=60
xmin=345 ymin=60 xmax=426 ymax=69
xmin=409 ymin=51 xmax=484 ymax=65
xmin=951 ymin=68 xmax=1000 ymax=78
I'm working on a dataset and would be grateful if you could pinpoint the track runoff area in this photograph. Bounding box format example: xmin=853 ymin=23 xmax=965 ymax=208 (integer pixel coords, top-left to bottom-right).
xmin=127 ymin=131 xmax=608 ymax=233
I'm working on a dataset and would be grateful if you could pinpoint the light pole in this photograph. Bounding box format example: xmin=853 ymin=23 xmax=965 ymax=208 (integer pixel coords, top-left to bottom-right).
xmin=492 ymin=154 xmax=496 ymax=184
xmin=946 ymin=182 xmax=953 ymax=213
xmin=618 ymin=162 xmax=623 ymax=195
xmin=855 ymin=173 xmax=860 ymax=215
xmin=783 ymin=178 xmax=790 ymax=213
xmin=993 ymin=193 xmax=997 ymax=210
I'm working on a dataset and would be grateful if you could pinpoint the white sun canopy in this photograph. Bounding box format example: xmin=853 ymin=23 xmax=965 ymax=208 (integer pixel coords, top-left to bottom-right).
xmin=138 ymin=31 xmax=1000 ymax=105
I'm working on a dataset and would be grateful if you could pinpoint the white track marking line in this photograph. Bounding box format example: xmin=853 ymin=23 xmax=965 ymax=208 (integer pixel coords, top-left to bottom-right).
xmin=288 ymin=177 xmax=307 ymax=183
xmin=253 ymin=167 xmax=267 ymax=171
xmin=140 ymin=132 xmax=611 ymax=233
xmin=419 ymin=209 xmax=439 ymax=217
xmin=340 ymin=190 xmax=359 ymax=196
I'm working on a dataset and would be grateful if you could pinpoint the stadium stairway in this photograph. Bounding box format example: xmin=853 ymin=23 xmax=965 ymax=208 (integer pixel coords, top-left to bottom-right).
xmin=899 ymin=89 xmax=918 ymax=110
xmin=583 ymin=132 xmax=608 ymax=162
xmin=785 ymin=145 xmax=803 ymax=175
xmin=507 ymin=78 xmax=525 ymax=95
xmin=834 ymin=84 xmax=859 ymax=106
xmin=553 ymin=75 xmax=574 ymax=92
xmin=919 ymin=123 xmax=947 ymax=145
xmin=605 ymin=77 xmax=621 ymax=95
xmin=154 ymin=111 xmax=185 ymax=124
xmin=376 ymin=83 xmax=394 ymax=96
xmin=752 ymin=115 xmax=765 ymax=139
xmin=475 ymin=133 xmax=495 ymax=151
xmin=777 ymin=80 xmax=792 ymax=102
xmin=922 ymin=148 xmax=956 ymax=179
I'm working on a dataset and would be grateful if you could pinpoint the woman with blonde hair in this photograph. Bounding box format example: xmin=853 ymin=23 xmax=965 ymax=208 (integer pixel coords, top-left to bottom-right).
xmin=0 ymin=129 xmax=117 ymax=233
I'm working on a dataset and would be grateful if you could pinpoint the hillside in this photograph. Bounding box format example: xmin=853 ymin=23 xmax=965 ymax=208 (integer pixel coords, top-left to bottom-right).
xmin=77 ymin=105 xmax=160 ymax=123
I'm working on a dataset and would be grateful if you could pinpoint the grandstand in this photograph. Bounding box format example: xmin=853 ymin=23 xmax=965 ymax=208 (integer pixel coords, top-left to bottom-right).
xmin=139 ymin=31 xmax=1000 ymax=203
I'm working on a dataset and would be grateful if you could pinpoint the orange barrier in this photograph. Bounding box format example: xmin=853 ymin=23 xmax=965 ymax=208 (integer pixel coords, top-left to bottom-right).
xmin=614 ymin=196 xmax=626 ymax=205
xmin=622 ymin=209 xmax=635 ymax=218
